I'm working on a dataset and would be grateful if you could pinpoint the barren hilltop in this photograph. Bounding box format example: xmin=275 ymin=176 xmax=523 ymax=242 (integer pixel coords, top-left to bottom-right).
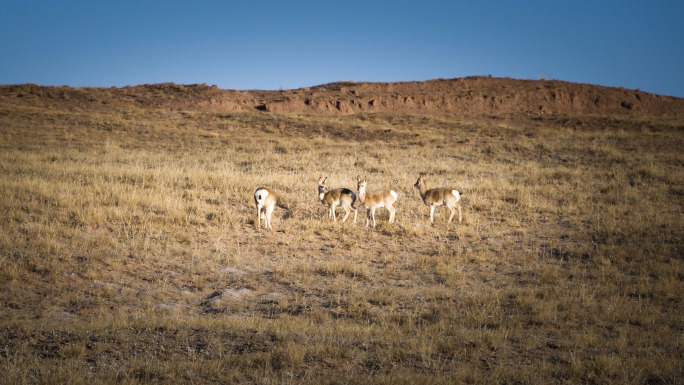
xmin=2 ymin=76 xmax=683 ymax=117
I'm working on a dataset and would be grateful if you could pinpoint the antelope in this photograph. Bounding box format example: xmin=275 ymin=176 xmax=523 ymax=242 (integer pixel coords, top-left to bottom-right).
xmin=318 ymin=177 xmax=358 ymax=223
xmin=356 ymin=176 xmax=398 ymax=228
xmin=254 ymin=187 xmax=277 ymax=229
xmin=414 ymin=173 xmax=462 ymax=224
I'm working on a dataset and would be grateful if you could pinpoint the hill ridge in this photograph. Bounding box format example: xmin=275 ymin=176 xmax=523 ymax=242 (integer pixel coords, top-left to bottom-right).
xmin=2 ymin=76 xmax=683 ymax=117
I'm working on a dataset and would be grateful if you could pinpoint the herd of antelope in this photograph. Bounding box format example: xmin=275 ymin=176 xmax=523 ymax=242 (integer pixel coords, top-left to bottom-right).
xmin=254 ymin=174 xmax=463 ymax=230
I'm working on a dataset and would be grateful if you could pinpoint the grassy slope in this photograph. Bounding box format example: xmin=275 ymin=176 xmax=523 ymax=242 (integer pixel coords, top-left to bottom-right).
xmin=0 ymin=99 xmax=682 ymax=384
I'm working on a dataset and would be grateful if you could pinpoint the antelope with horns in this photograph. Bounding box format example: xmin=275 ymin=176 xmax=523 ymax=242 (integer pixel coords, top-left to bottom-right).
xmin=318 ymin=177 xmax=358 ymax=223
xmin=414 ymin=173 xmax=462 ymax=224
xmin=254 ymin=187 xmax=277 ymax=229
xmin=356 ymin=176 xmax=398 ymax=228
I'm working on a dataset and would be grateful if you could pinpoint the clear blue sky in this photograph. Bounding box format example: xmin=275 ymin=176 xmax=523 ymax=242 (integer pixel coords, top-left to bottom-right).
xmin=1 ymin=1 xmax=683 ymax=97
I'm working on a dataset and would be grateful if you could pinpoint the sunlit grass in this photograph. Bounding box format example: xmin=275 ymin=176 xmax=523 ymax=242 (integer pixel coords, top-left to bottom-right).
xmin=0 ymin=97 xmax=682 ymax=384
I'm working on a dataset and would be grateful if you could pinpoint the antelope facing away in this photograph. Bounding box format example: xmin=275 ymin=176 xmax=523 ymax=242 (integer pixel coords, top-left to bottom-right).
xmin=414 ymin=173 xmax=462 ymax=224
xmin=318 ymin=177 xmax=358 ymax=223
xmin=356 ymin=176 xmax=398 ymax=228
xmin=254 ymin=187 xmax=277 ymax=229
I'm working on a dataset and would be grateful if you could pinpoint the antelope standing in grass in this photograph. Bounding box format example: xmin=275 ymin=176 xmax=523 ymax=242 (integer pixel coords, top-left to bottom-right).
xmin=318 ymin=177 xmax=358 ymax=223
xmin=356 ymin=176 xmax=398 ymax=228
xmin=414 ymin=173 xmax=462 ymax=224
xmin=254 ymin=187 xmax=277 ymax=229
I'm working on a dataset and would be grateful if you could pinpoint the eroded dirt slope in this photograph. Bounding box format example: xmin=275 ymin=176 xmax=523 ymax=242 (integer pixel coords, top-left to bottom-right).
xmin=2 ymin=77 xmax=682 ymax=117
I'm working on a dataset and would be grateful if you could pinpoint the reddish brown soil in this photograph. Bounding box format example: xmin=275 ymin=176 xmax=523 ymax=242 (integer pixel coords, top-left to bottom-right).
xmin=2 ymin=76 xmax=683 ymax=117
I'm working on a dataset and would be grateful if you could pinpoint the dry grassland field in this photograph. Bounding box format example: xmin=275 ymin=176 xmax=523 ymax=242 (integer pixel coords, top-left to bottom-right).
xmin=0 ymin=80 xmax=683 ymax=384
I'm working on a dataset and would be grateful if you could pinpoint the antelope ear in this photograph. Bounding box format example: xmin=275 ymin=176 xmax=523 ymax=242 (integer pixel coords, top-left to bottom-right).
xmin=323 ymin=177 xmax=327 ymax=183
xmin=356 ymin=175 xmax=360 ymax=182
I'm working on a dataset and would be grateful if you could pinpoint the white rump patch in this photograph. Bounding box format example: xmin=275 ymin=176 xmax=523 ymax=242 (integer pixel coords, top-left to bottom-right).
xmin=451 ymin=190 xmax=460 ymax=198
xmin=256 ymin=189 xmax=268 ymax=201
xmin=390 ymin=190 xmax=398 ymax=200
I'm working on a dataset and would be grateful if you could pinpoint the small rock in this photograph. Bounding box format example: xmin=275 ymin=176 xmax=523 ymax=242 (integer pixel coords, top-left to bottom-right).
xmin=136 ymin=290 xmax=154 ymax=298
xmin=54 ymin=311 xmax=76 ymax=321
xmin=218 ymin=267 xmax=244 ymax=275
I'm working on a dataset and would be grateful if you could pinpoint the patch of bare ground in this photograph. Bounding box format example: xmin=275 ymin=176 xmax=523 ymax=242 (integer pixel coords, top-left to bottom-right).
xmin=0 ymin=79 xmax=682 ymax=384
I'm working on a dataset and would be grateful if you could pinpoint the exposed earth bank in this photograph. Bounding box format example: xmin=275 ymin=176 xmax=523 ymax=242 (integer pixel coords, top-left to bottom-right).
xmin=2 ymin=76 xmax=683 ymax=117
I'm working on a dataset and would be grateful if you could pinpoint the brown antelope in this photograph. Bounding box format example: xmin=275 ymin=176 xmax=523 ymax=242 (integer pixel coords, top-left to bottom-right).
xmin=254 ymin=187 xmax=277 ymax=229
xmin=318 ymin=177 xmax=358 ymax=223
xmin=356 ymin=176 xmax=398 ymax=228
xmin=414 ymin=173 xmax=462 ymax=224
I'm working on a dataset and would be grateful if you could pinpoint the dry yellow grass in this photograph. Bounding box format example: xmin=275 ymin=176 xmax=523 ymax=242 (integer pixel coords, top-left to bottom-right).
xmin=0 ymin=98 xmax=682 ymax=384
